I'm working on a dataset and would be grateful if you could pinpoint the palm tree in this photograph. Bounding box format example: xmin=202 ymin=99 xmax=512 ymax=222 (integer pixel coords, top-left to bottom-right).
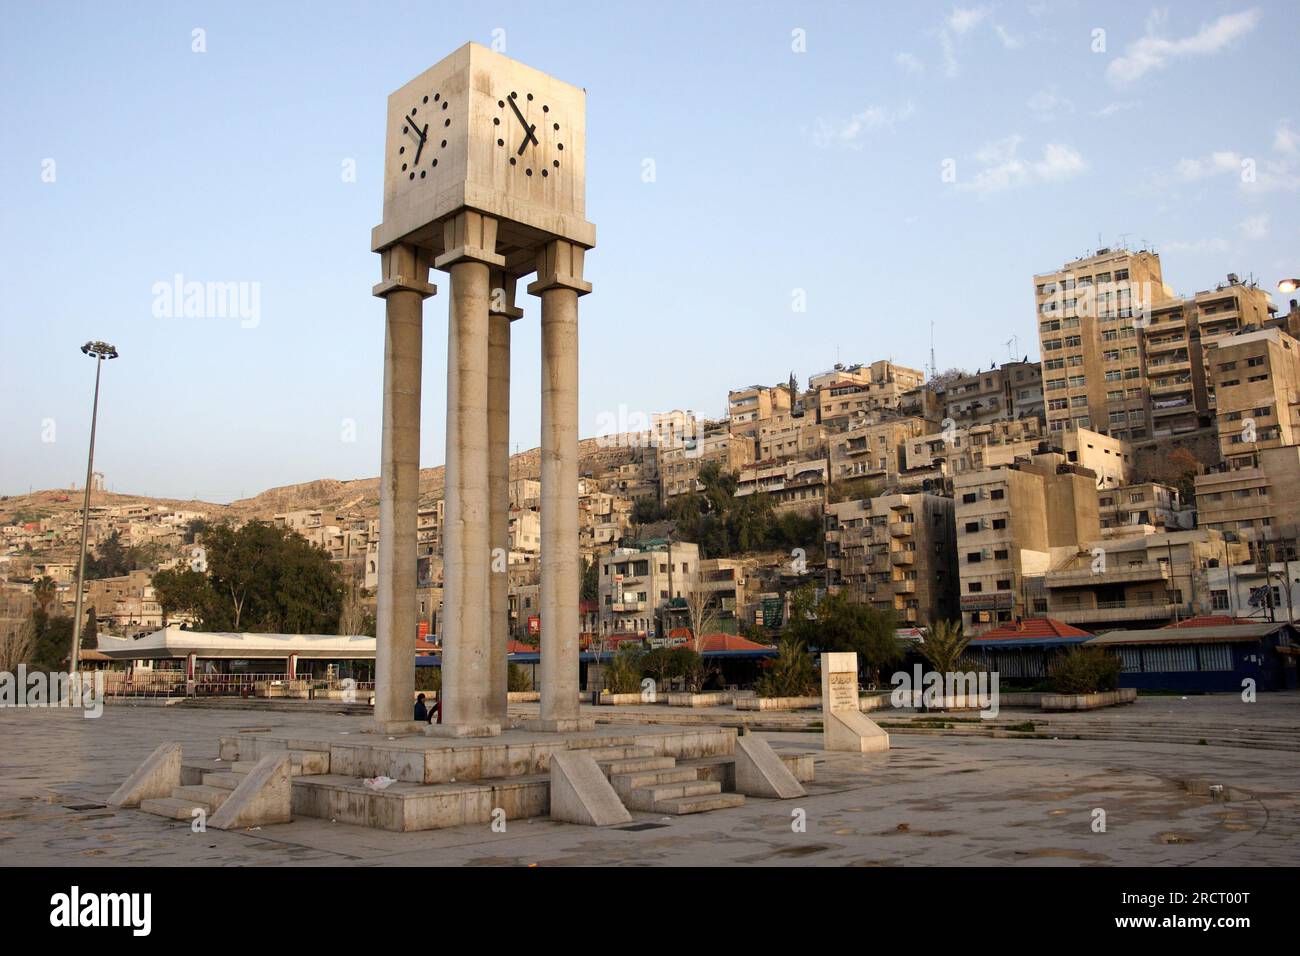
xmin=917 ymin=619 xmax=972 ymax=675
xmin=33 ymin=576 xmax=57 ymax=615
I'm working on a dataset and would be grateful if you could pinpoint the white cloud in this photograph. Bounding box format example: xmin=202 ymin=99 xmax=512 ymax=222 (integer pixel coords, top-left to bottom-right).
xmin=813 ymin=102 xmax=915 ymax=149
xmin=1238 ymin=214 xmax=1270 ymax=240
xmin=946 ymin=6 xmax=990 ymax=34
xmin=1027 ymin=87 xmax=1075 ymax=120
xmin=895 ymin=52 xmax=924 ymax=74
xmin=994 ymin=24 xmax=1023 ymax=49
xmin=958 ymin=136 xmax=1086 ymax=194
xmin=1274 ymin=121 xmax=1299 ymax=156
xmin=1107 ymin=8 xmax=1261 ymax=86
xmin=1092 ymin=101 xmax=1139 ymax=119
xmin=1174 ymin=150 xmax=1245 ymax=182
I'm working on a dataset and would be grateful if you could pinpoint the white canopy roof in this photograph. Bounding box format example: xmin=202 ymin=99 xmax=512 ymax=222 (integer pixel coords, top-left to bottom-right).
xmin=96 ymin=624 xmax=376 ymax=661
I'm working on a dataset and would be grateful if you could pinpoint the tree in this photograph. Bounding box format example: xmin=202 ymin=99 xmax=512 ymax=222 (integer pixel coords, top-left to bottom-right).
xmin=28 ymin=610 xmax=72 ymax=671
xmin=755 ymin=637 xmax=816 ymax=698
xmin=916 ymin=619 xmax=972 ymax=675
xmin=0 ymin=591 xmax=36 ymax=671
xmin=580 ymin=557 xmax=599 ymax=602
xmin=32 ymin=576 xmax=57 ymax=615
xmin=338 ymin=577 xmax=373 ymax=636
xmin=151 ymin=521 xmax=343 ymax=634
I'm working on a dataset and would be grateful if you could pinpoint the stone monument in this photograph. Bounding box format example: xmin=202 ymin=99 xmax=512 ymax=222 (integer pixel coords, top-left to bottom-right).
xmin=820 ymin=651 xmax=890 ymax=753
xmin=370 ymin=43 xmax=594 ymax=736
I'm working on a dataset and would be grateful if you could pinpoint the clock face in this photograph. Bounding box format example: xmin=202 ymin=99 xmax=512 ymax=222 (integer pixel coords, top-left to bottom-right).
xmin=493 ymin=90 xmax=563 ymax=179
xmin=396 ymin=90 xmax=452 ymax=183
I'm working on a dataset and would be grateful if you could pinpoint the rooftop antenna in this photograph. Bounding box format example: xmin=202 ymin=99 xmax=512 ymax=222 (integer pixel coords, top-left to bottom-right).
xmin=1118 ymin=232 xmax=1131 ymax=250
xmin=1005 ymin=335 xmax=1018 ymax=361
xmin=928 ymin=321 xmax=936 ymax=381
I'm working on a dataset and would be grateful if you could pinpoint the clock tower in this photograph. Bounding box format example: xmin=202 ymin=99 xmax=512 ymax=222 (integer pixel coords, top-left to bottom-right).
xmin=370 ymin=43 xmax=594 ymax=737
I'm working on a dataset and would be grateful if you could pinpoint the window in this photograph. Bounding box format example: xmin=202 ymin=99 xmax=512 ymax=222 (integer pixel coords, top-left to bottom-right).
xmin=996 ymin=579 xmax=1011 ymax=590
xmin=962 ymin=493 xmax=977 ymax=504
xmin=994 ymin=549 xmax=1009 ymax=560
xmin=992 ymin=518 xmax=1006 ymax=530
xmin=966 ymin=552 xmax=982 ymax=563
xmin=965 ymin=522 xmax=979 ymax=533
xmin=991 ymin=489 xmax=1004 ymax=500
xmin=968 ymin=582 xmax=983 ymax=593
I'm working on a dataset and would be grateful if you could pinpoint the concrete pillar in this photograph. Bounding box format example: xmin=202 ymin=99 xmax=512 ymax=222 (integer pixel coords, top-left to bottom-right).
xmin=370 ymin=243 xmax=436 ymax=734
xmin=432 ymin=212 xmax=506 ymax=738
xmin=527 ymin=240 xmax=593 ymax=732
xmin=487 ymin=270 xmax=523 ymax=725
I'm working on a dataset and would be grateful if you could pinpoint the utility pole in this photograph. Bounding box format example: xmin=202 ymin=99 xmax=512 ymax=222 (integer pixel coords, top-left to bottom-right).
xmin=70 ymin=341 xmax=119 ymax=676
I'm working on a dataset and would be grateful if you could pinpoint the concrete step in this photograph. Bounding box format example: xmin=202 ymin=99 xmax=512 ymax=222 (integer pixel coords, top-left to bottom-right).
xmin=597 ymin=756 xmax=677 ymax=775
xmin=173 ymin=784 xmax=231 ymax=811
xmin=610 ymin=767 xmax=699 ymax=796
xmin=230 ymin=749 xmax=328 ymax=776
xmin=139 ymin=796 xmax=212 ymax=820
xmin=625 ymin=780 xmax=721 ymax=811
xmin=202 ymin=771 xmax=242 ymax=791
xmin=570 ymin=745 xmax=657 ymax=762
xmin=654 ymin=792 xmax=745 ymax=815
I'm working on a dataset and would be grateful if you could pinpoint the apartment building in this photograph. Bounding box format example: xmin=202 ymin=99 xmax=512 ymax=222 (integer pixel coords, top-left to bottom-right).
xmin=828 ymin=418 xmax=931 ymax=486
xmin=818 ymin=361 xmax=928 ymax=429
xmin=825 ymin=493 xmax=957 ymax=627
xmin=734 ymin=458 xmax=828 ymax=517
xmin=1144 ymin=276 xmax=1276 ymax=439
xmin=597 ymin=541 xmax=699 ymax=636
xmin=757 ymin=413 xmax=828 ymax=461
xmin=509 ymin=508 xmax=541 ymax=553
xmin=1035 ymin=247 xmax=1171 ymax=440
xmin=903 ymin=418 xmax=1048 ymax=481
xmin=509 ymin=478 xmax=541 ymax=510
xmin=1097 ymin=482 xmax=1187 ymax=534
xmin=659 ymin=430 xmax=755 ymax=500
xmin=1196 ymin=445 xmax=1300 ymax=561
xmin=942 ymin=360 xmax=1044 ymax=427
xmin=1209 ymin=327 xmax=1300 ymax=468
xmin=728 ymin=384 xmax=792 ymax=439
xmin=1040 ymin=529 xmax=1245 ymax=630
xmin=1057 ymin=428 xmax=1131 ymax=488
xmin=954 ymin=453 xmax=1101 ymax=634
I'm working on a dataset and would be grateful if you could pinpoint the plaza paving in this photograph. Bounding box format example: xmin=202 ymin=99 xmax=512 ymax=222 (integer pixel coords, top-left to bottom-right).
xmin=1 ymin=696 xmax=1297 ymax=866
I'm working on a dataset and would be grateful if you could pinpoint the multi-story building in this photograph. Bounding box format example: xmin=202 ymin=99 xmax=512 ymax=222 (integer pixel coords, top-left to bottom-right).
xmin=1209 ymin=327 xmax=1300 ymax=468
xmin=1035 ymin=247 xmax=1171 ymax=440
xmin=509 ymin=508 xmax=541 ymax=553
xmin=597 ymin=541 xmax=700 ymax=636
xmin=734 ymin=458 xmax=828 ymax=517
xmin=1196 ymin=445 xmax=1300 ymax=562
xmin=1057 ymin=428 xmax=1131 ymax=488
xmin=1144 ymin=276 xmax=1276 ymax=439
xmin=942 ymin=360 xmax=1044 ymax=427
xmin=1040 ymin=529 xmax=1246 ymax=630
xmin=509 ymin=478 xmax=541 ymax=510
xmin=757 ymin=413 xmax=828 ymax=461
xmin=954 ymin=453 xmax=1101 ymax=633
xmin=817 ymin=360 xmax=927 ymax=429
xmin=825 ymin=492 xmax=957 ymax=627
xmin=728 ymin=385 xmax=792 ymax=439
xmin=659 ymin=429 xmax=755 ymax=500
xmin=828 ymin=418 xmax=930 ymax=486
xmin=1097 ymin=482 xmax=1188 ymax=534
xmin=903 ymin=418 xmax=1048 ymax=482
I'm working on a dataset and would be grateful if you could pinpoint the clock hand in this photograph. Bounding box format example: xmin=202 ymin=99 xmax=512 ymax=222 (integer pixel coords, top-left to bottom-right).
xmin=505 ymin=97 xmax=540 ymax=152
xmin=414 ymin=135 xmax=425 ymax=165
xmin=406 ymin=115 xmax=427 ymax=141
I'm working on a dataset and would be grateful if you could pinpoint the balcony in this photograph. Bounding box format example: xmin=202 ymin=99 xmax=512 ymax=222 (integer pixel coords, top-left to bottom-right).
xmin=1145 ymin=335 xmax=1186 ymax=354
xmin=1149 ymin=378 xmax=1192 ymax=395
xmin=1046 ymin=565 xmax=1171 ymax=589
xmin=1151 ymin=399 xmax=1193 ymax=417
xmin=1048 ymin=601 xmax=1179 ymax=625
xmin=1147 ymin=356 xmax=1190 ymax=372
xmin=890 ymin=551 xmax=915 ymax=566
xmin=888 ymin=521 xmax=913 ymax=537
xmin=894 ymin=579 xmax=917 ymax=593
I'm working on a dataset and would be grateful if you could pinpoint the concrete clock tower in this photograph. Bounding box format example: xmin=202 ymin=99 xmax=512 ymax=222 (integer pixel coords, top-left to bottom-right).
xmin=370 ymin=43 xmax=594 ymax=736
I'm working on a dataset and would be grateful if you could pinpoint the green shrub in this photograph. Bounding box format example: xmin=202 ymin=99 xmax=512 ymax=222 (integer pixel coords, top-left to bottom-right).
xmin=755 ymin=637 xmax=817 ymax=699
xmin=508 ymin=663 xmax=532 ymax=692
xmin=604 ymin=645 xmax=645 ymax=694
xmin=414 ymin=666 xmax=442 ymax=691
xmin=1048 ymin=647 xmax=1121 ymax=694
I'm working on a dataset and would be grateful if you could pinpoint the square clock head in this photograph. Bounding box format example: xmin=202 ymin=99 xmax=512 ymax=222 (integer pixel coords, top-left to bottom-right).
xmin=372 ymin=42 xmax=595 ymax=263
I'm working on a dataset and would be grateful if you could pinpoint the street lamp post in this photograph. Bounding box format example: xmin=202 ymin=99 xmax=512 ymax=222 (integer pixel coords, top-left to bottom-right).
xmin=69 ymin=341 xmax=119 ymax=675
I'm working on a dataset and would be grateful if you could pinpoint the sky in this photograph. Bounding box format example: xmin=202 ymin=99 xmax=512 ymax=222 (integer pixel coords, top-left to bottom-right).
xmin=1 ymin=1 xmax=1297 ymax=503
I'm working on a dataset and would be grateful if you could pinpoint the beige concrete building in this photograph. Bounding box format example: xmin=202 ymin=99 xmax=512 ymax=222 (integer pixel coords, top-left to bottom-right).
xmin=1144 ymin=277 xmax=1276 ymax=439
xmin=825 ymin=493 xmax=957 ymax=627
xmin=757 ymin=412 xmax=828 ymax=461
xmin=943 ymin=360 xmax=1044 ymax=427
xmin=828 ymin=417 xmax=931 ymax=486
xmin=1040 ymin=529 xmax=1246 ymax=630
xmin=597 ymin=541 xmax=699 ymax=636
xmin=1057 ymin=428 xmax=1131 ymax=488
xmin=728 ymin=384 xmax=792 ymax=439
xmin=903 ymin=418 xmax=1048 ymax=482
xmin=734 ymin=458 xmax=828 ymax=517
xmin=818 ymin=361 xmax=927 ymax=429
xmin=1209 ymin=327 xmax=1300 ymax=468
xmin=659 ymin=430 xmax=754 ymax=500
xmin=1196 ymin=444 xmax=1300 ymax=562
xmin=954 ymin=453 xmax=1101 ymax=634
xmin=1035 ymin=247 xmax=1171 ymax=440
xmin=1097 ymin=482 xmax=1188 ymax=534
